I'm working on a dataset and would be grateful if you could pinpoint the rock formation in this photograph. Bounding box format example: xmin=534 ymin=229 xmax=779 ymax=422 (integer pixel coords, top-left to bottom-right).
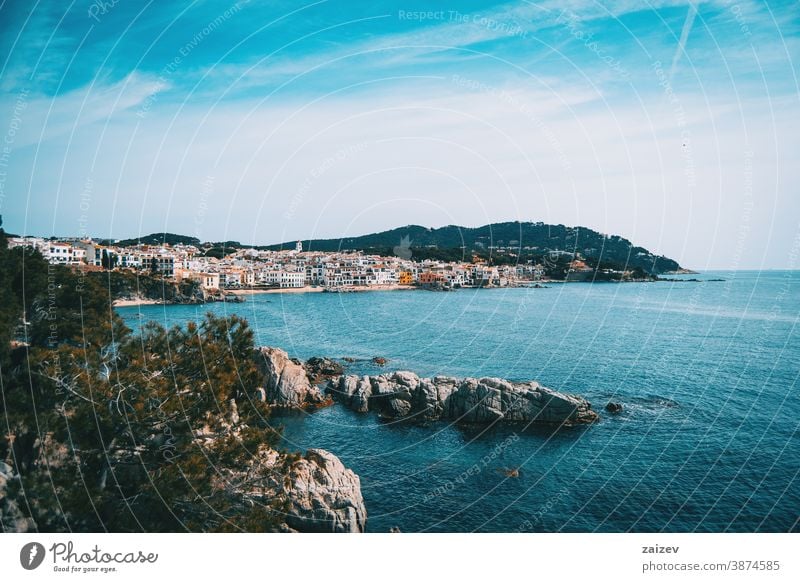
xmin=328 ymin=371 xmax=598 ymax=426
xmin=255 ymin=347 xmax=326 ymax=408
xmin=211 ymin=445 xmax=366 ymax=533
xmin=281 ymin=449 xmax=367 ymax=533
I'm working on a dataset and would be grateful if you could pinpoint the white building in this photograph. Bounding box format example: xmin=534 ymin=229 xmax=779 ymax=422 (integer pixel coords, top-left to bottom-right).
xmin=280 ymin=271 xmax=305 ymax=288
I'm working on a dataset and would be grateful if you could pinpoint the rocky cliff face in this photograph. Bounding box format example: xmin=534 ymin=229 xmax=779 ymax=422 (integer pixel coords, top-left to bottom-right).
xmin=206 ymin=446 xmax=367 ymax=533
xmin=255 ymin=347 xmax=326 ymax=408
xmin=281 ymin=449 xmax=367 ymax=533
xmin=328 ymin=371 xmax=598 ymax=426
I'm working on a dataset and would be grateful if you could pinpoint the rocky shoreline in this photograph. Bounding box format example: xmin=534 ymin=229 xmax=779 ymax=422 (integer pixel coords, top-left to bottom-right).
xmin=2 ymin=345 xmax=599 ymax=534
xmin=254 ymin=347 xmax=599 ymax=427
xmin=241 ymin=347 xmax=601 ymax=532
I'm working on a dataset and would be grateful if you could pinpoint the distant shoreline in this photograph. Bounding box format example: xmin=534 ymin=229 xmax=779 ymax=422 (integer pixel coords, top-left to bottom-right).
xmin=113 ymin=284 xmax=418 ymax=307
xmin=113 ymin=297 xmax=162 ymax=307
xmin=227 ymin=284 xmax=417 ymax=295
xmin=113 ymin=277 xmax=717 ymax=308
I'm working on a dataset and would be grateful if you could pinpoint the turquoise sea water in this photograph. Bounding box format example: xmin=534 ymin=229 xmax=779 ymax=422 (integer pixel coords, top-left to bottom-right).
xmin=118 ymin=271 xmax=800 ymax=532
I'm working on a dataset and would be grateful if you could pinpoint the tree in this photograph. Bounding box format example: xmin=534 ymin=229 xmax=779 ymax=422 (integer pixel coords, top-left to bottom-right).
xmin=1 ymin=229 xmax=289 ymax=531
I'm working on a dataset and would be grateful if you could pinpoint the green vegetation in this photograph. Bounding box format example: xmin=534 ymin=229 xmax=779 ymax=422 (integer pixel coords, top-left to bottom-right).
xmin=201 ymin=245 xmax=238 ymax=259
xmin=263 ymin=221 xmax=681 ymax=275
xmin=113 ymin=232 xmax=201 ymax=247
xmin=0 ymin=221 xmax=289 ymax=532
xmin=90 ymin=269 xmax=204 ymax=303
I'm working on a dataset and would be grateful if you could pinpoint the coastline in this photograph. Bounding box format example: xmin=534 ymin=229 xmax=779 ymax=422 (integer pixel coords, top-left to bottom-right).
xmin=227 ymin=284 xmax=417 ymax=295
xmin=112 ymin=279 xmax=691 ymax=307
xmin=113 ymin=284 xmax=420 ymax=307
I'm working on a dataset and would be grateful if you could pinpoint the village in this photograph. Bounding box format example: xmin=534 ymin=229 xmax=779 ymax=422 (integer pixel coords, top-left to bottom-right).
xmin=6 ymin=236 xmax=568 ymax=293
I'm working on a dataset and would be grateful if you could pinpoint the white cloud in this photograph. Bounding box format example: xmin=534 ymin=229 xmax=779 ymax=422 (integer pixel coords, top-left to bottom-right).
xmin=1 ymin=72 xmax=164 ymax=148
xmin=5 ymin=79 xmax=797 ymax=268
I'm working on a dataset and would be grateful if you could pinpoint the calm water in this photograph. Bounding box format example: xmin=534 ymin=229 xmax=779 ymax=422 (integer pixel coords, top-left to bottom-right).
xmin=118 ymin=271 xmax=800 ymax=532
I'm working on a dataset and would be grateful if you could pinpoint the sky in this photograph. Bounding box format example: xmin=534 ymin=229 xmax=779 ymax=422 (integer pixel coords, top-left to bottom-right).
xmin=0 ymin=0 xmax=798 ymax=269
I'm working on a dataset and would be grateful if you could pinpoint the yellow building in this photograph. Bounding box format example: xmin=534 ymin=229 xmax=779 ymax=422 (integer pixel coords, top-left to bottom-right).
xmin=398 ymin=271 xmax=414 ymax=285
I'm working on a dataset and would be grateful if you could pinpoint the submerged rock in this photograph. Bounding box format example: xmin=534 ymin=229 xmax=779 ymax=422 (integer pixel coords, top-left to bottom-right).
xmin=255 ymin=347 xmax=325 ymax=409
xmin=328 ymin=372 xmax=598 ymax=426
xmin=605 ymin=402 xmax=623 ymax=414
xmin=500 ymin=467 xmax=520 ymax=478
xmin=281 ymin=449 xmax=367 ymax=533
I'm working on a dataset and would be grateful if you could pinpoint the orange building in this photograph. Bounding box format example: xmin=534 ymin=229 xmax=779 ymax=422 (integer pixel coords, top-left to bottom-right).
xmin=419 ymin=271 xmax=445 ymax=285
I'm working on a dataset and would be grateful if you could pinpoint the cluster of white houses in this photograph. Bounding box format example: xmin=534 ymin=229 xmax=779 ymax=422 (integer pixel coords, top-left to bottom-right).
xmin=7 ymin=237 xmax=554 ymax=290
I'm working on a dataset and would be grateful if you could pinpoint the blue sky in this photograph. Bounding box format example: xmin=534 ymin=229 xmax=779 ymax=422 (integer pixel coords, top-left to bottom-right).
xmin=0 ymin=0 xmax=798 ymax=268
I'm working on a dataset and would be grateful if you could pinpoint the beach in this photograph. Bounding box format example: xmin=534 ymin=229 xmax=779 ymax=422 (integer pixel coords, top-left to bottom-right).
xmin=112 ymin=297 xmax=162 ymax=307
xmin=111 ymin=284 xmax=419 ymax=306
xmin=227 ymin=284 xmax=416 ymax=295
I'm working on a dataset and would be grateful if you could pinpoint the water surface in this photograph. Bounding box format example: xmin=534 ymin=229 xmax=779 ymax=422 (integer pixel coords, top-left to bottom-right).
xmin=118 ymin=271 xmax=800 ymax=532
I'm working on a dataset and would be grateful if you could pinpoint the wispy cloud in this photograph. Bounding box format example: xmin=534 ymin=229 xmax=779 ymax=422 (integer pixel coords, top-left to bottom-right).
xmin=2 ymin=72 xmax=163 ymax=148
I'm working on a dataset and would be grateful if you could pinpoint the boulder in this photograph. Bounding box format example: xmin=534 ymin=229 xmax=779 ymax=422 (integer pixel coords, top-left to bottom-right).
xmin=255 ymin=347 xmax=325 ymax=408
xmin=282 ymin=449 xmax=367 ymax=533
xmin=351 ymin=378 xmax=372 ymax=413
xmin=605 ymin=402 xmax=623 ymax=414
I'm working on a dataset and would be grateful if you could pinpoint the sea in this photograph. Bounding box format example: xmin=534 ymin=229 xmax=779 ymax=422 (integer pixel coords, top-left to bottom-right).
xmin=117 ymin=271 xmax=800 ymax=532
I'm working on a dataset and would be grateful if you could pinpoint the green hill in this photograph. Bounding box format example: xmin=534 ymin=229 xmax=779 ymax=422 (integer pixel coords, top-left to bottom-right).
xmin=115 ymin=232 xmax=201 ymax=247
xmin=262 ymin=221 xmax=681 ymax=275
